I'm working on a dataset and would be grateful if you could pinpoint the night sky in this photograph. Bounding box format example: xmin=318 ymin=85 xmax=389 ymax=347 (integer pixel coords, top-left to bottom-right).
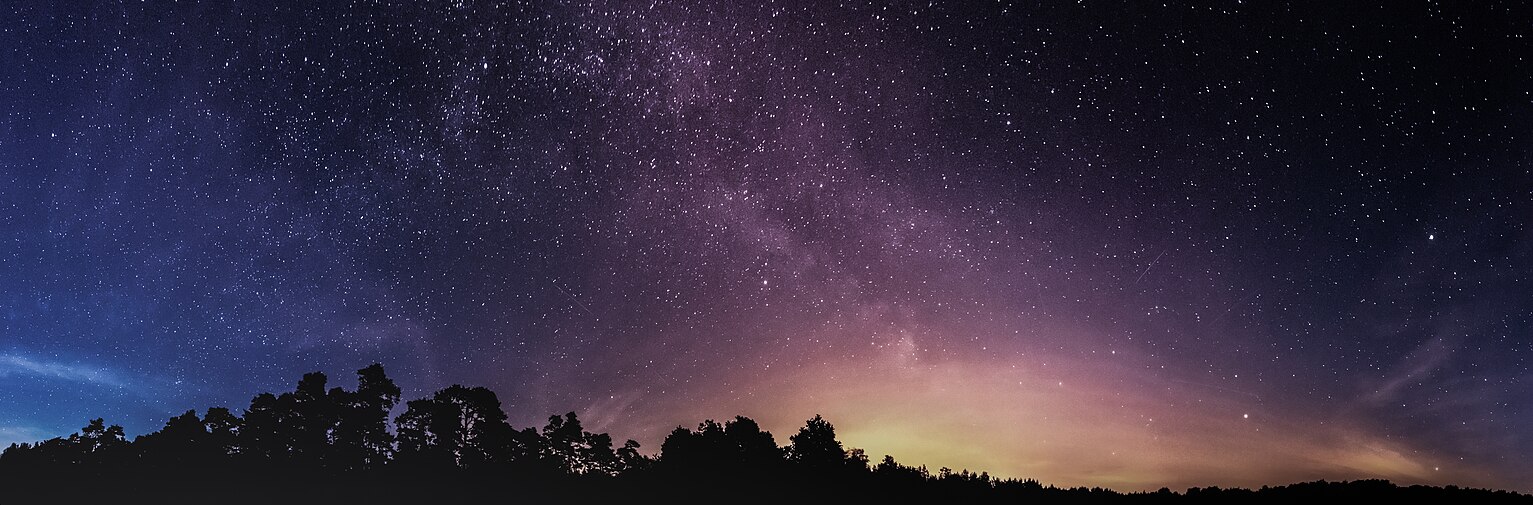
xmin=3 ymin=0 xmax=1531 ymax=492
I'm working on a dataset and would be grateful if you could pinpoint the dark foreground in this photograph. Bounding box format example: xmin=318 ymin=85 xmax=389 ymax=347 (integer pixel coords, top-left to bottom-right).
xmin=3 ymin=365 xmax=1527 ymax=504
xmin=3 ymin=471 xmax=1529 ymax=505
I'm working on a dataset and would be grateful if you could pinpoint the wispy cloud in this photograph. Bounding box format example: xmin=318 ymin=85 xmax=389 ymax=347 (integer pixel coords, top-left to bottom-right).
xmin=1364 ymin=335 xmax=1456 ymax=405
xmin=0 ymin=426 xmax=51 ymax=447
xmin=0 ymin=354 xmax=126 ymax=388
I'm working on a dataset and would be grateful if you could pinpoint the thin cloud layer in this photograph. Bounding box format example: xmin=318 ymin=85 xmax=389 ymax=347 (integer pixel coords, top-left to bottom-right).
xmin=0 ymin=354 xmax=126 ymax=389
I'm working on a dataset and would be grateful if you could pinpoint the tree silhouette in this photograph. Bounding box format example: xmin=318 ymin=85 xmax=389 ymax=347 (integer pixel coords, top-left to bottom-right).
xmin=788 ymin=414 xmax=846 ymax=471
xmin=394 ymin=397 xmax=448 ymax=468
xmin=541 ymin=412 xmax=586 ymax=473
xmin=134 ymin=410 xmax=215 ymax=469
xmin=283 ymin=372 xmax=335 ymax=466
xmin=203 ymin=407 xmax=241 ymax=459
xmin=79 ymin=418 xmax=128 ymax=463
xmin=616 ymin=439 xmax=649 ymax=473
xmin=330 ymin=364 xmax=401 ymax=471
xmin=395 ymin=385 xmax=516 ymax=469
xmin=657 ymin=419 xmax=722 ymax=473
xmin=723 ymin=416 xmax=783 ymax=470
xmin=656 ymin=415 xmax=782 ymax=486
xmin=239 ymin=392 xmax=285 ymax=462
xmin=1 ymin=365 xmax=1529 ymax=505
xmin=540 ymin=412 xmax=638 ymax=475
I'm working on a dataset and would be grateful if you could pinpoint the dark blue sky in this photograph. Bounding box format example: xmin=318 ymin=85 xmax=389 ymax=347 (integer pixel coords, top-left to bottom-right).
xmin=2 ymin=0 xmax=1529 ymax=491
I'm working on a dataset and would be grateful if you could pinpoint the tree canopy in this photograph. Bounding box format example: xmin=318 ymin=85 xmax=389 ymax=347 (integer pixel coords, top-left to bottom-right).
xmin=1 ymin=365 xmax=1527 ymax=504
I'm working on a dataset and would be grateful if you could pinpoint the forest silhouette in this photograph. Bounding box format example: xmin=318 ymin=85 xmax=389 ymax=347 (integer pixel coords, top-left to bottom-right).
xmin=2 ymin=364 xmax=1527 ymax=504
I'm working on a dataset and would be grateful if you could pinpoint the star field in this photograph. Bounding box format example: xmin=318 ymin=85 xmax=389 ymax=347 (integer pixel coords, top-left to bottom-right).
xmin=1 ymin=0 xmax=1530 ymax=492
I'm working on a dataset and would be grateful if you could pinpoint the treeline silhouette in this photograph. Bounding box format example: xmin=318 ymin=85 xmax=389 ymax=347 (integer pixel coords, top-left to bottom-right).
xmin=1 ymin=365 xmax=1527 ymax=504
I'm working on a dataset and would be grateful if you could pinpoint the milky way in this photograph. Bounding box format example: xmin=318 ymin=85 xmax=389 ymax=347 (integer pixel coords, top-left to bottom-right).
xmin=2 ymin=1 xmax=1530 ymax=492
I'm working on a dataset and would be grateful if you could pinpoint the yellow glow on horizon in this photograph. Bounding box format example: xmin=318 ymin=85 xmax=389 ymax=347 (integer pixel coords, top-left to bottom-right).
xmin=649 ymin=352 xmax=1502 ymax=492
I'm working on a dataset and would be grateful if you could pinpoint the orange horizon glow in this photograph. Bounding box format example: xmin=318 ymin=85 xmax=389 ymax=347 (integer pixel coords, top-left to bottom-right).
xmin=558 ymin=348 xmax=1510 ymax=493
